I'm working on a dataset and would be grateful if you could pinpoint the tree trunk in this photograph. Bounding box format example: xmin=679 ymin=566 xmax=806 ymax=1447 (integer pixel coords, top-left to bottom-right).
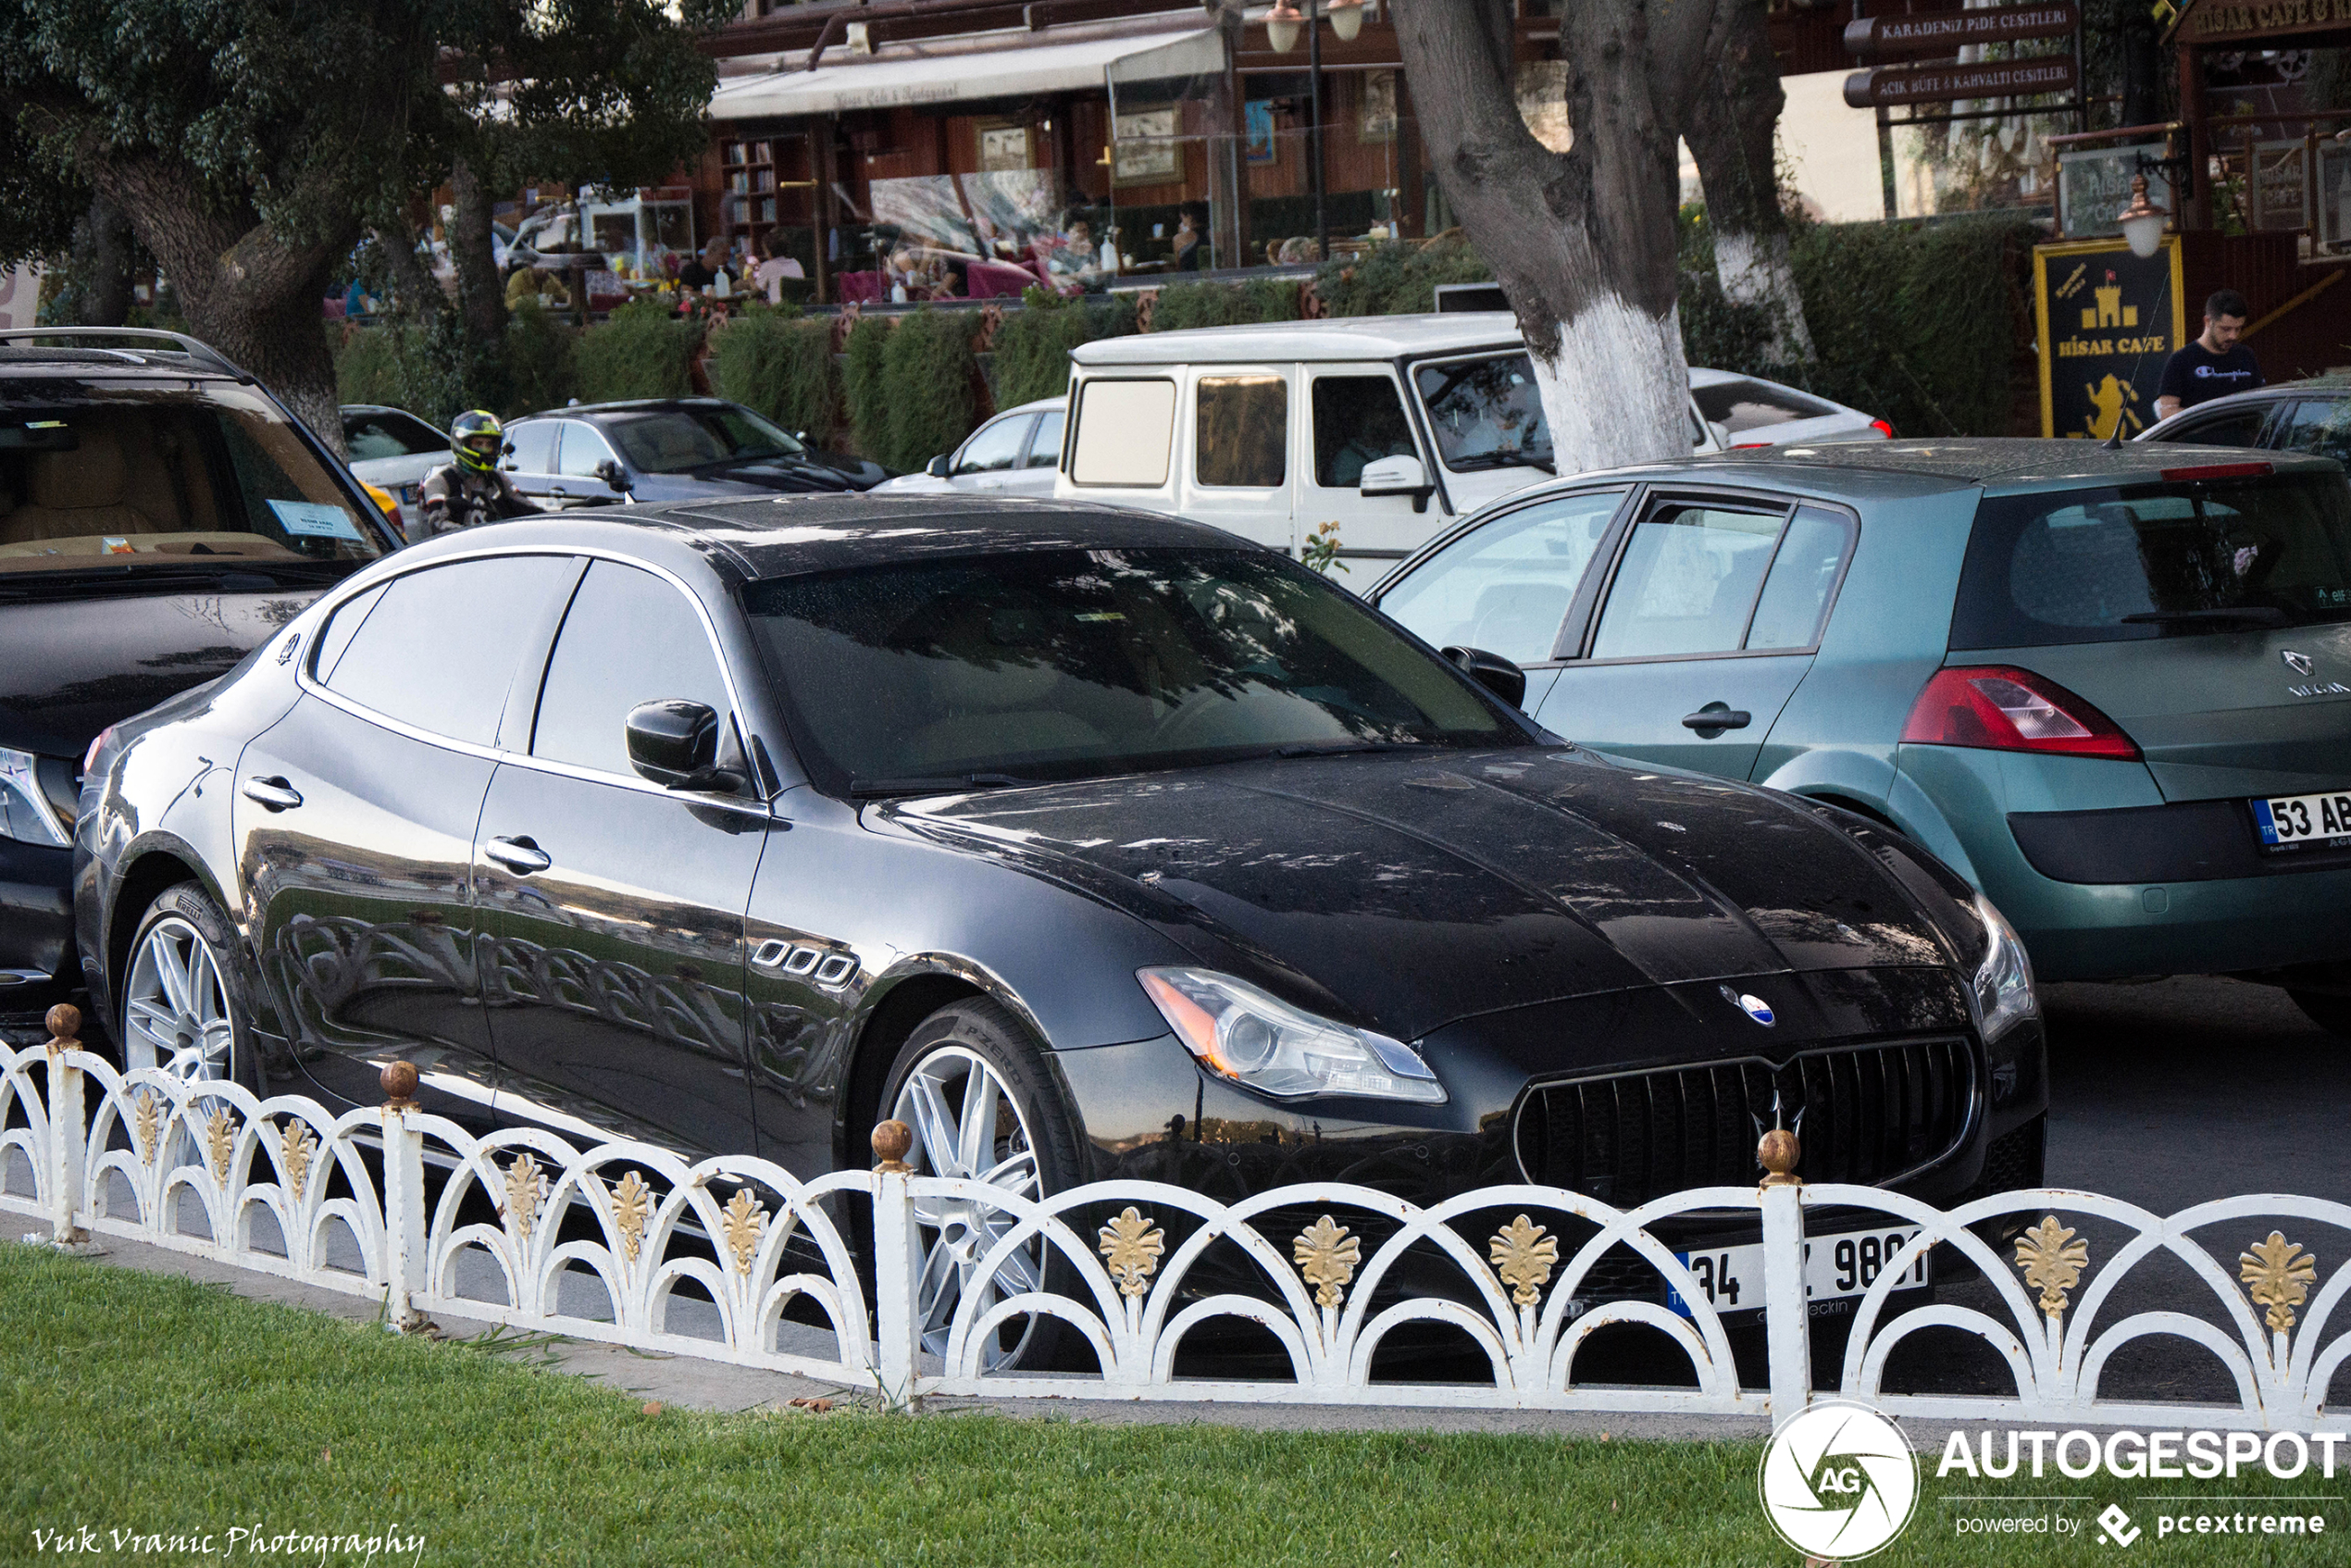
xmin=1391 ymin=0 xmax=1693 ymax=472
xmin=69 ymin=194 xmax=135 ymax=327
xmin=1685 ymin=0 xmax=1813 ymax=363
xmin=88 ymin=156 xmax=353 ymax=454
xmin=449 ymin=156 xmax=505 ymax=347
xmin=372 ymin=218 xmax=445 ymax=324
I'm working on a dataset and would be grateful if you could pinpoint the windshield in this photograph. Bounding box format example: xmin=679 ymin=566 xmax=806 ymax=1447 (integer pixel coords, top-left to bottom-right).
xmin=606 ymin=404 xmax=806 ymax=474
xmin=0 ymin=386 xmax=387 ymax=579
xmin=1413 ymin=354 xmax=1553 ymax=473
xmin=742 ymin=547 xmax=1519 ymax=795
xmin=343 ymin=408 xmax=445 ymax=461
xmin=1954 ymin=472 xmax=2351 ymax=647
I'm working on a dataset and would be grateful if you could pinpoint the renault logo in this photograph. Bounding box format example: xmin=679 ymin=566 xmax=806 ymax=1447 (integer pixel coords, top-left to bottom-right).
xmin=2284 ymin=650 xmax=2316 ymax=678
xmin=1722 ymin=985 xmax=1776 ymax=1027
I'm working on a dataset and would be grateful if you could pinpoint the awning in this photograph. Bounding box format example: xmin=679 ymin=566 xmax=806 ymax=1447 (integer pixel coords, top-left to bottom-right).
xmin=710 ymin=27 xmax=1223 ymax=120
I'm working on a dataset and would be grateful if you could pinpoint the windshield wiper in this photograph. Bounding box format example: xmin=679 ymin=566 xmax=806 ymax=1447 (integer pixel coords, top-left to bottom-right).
xmin=848 ymin=771 xmax=1043 ymax=799
xmin=2121 ymin=606 xmax=2289 ymax=628
xmin=0 ymin=562 xmax=321 ymax=598
xmin=1271 ymin=740 xmax=1436 ymax=759
xmin=1448 ymin=451 xmax=1556 ymax=475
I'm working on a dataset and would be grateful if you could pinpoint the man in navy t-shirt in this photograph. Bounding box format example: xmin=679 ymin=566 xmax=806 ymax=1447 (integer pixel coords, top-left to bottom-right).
xmin=2155 ymin=289 xmax=2261 ymax=417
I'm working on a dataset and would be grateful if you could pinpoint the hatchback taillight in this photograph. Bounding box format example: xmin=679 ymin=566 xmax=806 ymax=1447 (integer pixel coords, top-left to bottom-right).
xmin=1870 ymin=418 xmax=1897 ymax=439
xmin=1900 ymin=666 xmax=2141 ymax=761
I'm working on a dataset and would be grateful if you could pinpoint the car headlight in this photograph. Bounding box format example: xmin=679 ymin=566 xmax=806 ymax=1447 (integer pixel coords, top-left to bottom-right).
xmin=1138 ymin=967 xmax=1446 ymax=1104
xmin=1969 ymin=893 xmax=2038 ymax=1045
xmin=0 ymin=748 xmax=70 ymax=848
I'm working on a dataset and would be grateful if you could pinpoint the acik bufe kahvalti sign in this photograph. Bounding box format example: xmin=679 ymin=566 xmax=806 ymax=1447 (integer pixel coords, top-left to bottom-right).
xmin=2034 ymin=235 xmax=2187 ymax=440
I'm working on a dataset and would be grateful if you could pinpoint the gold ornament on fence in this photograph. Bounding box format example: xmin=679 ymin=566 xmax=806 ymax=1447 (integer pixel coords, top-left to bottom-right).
xmin=608 ymin=1170 xmax=653 ymax=1264
xmin=1294 ymin=1214 xmax=1362 ymax=1310
xmin=2014 ymin=1215 xmax=2090 ymax=1319
xmin=503 ymin=1152 xmax=546 ymax=1240
xmin=2240 ymin=1232 xmax=2319 ymax=1335
xmin=1098 ymin=1206 xmax=1165 ymax=1300
xmin=131 ymin=1089 xmax=162 ymax=1166
xmin=721 ymin=1188 xmax=766 ymax=1276
xmin=203 ymin=1104 xmax=238 ymax=1182
xmin=1489 ymin=1213 xmax=1560 ymax=1308
xmin=278 ymin=1119 xmax=317 ymax=1196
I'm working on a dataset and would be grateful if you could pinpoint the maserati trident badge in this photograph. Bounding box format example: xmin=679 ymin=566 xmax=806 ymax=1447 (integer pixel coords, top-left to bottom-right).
xmin=2283 ymin=650 xmax=2316 ymax=678
xmin=1722 ymin=984 xmax=1776 ymax=1027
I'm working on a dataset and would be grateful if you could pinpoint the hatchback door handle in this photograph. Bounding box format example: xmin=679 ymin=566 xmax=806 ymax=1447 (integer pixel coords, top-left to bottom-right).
xmin=241 ymin=776 xmax=303 ymax=812
xmin=1680 ymin=706 xmax=1752 ymax=733
xmin=484 ymin=836 xmax=551 ymax=874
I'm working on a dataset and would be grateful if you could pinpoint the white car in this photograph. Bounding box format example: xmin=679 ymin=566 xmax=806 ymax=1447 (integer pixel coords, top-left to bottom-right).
xmin=1056 ymin=316 xmax=1887 ymax=565
xmin=341 ymin=404 xmax=451 ymax=541
xmin=873 ymin=397 xmax=1065 ymax=499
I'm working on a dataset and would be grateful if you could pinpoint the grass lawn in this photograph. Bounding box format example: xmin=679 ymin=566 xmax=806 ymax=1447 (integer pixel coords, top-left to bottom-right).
xmin=1 ymin=1244 xmax=2341 ymax=1565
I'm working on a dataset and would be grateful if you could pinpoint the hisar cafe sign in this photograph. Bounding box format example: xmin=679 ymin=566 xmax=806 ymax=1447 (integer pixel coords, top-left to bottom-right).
xmin=2034 ymin=235 xmax=2187 ymax=440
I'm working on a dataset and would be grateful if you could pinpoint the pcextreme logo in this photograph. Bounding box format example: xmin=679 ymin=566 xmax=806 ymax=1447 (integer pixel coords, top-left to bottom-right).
xmin=1759 ymin=1400 xmax=1921 ymax=1560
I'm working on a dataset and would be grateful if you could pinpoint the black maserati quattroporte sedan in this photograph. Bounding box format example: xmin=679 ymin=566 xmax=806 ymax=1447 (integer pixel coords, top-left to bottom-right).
xmin=77 ymin=496 xmax=2046 ymax=1356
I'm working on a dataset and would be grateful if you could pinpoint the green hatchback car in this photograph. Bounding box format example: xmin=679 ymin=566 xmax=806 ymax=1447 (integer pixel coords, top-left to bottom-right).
xmin=1371 ymin=440 xmax=2351 ymax=1030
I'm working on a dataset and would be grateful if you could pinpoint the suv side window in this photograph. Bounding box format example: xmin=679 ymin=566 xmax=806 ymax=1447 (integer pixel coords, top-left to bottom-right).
xmin=322 ymin=556 xmax=579 ymax=744
xmin=1376 ymin=489 xmax=1626 ymax=665
xmin=1589 ymin=503 xmax=1788 ymax=660
xmin=1312 ymin=376 xmax=1415 ymax=488
xmin=530 ymin=561 xmax=731 ymax=778
xmin=1024 ymin=408 xmax=1064 ymax=469
xmin=2274 ymin=399 xmax=2351 ymax=463
xmin=952 ymin=415 xmax=1033 ymax=475
xmin=2168 ymin=404 xmax=2272 ymax=449
xmin=504 ymin=421 xmax=557 ymax=474
xmin=1195 ymin=375 xmax=1287 ymax=488
xmin=556 ymin=423 xmax=617 ymax=478
xmin=1069 ymin=380 xmax=1175 ymax=486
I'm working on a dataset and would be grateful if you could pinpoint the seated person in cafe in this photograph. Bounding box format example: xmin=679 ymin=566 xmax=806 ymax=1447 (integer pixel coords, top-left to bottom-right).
xmin=676 ymin=238 xmax=737 ymax=293
xmin=1173 ymin=204 xmax=1208 ymax=272
xmin=1042 ymin=219 xmax=1103 ymax=284
xmin=751 ymin=231 xmax=805 ymax=303
xmin=887 ymin=243 xmax=955 ymax=302
xmin=503 ymin=262 xmax=571 ymax=310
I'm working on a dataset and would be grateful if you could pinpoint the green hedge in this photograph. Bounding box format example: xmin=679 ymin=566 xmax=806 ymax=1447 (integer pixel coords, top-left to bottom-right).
xmin=988 ymin=289 xmax=1138 ymax=410
xmin=1150 ymin=277 xmax=1300 ymax=331
xmin=1313 ymin=237 xmax=1493 ymax=317
xmin=880 ymin=308 xmax=979 ymax=473
xmin=1678 ymin=209 xmax=2035 ymax=439
xmin=840 ymin=314 xmax=891 ymax=461
xmin=708 ymin=305 xmax=838 ymax=441
xmin=572 ymin=299 xmax=703 ymax=404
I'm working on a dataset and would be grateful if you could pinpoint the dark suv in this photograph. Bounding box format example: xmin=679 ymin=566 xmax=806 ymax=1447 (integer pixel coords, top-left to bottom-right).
xmin=0 ymin=329 xmax=400 ymax=1024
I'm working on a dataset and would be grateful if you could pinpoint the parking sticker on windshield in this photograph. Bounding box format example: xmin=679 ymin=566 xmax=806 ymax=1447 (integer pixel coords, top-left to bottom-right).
xmin=267 ymin=500 xmax=362 ymax=541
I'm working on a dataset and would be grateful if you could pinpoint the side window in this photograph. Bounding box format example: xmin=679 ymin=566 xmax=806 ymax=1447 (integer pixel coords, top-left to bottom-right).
xmin=556 ymin=423 xmax=616 ymax=478
xmin=531 ymin=561 xmax=731 ymax=778
xmin=2274 ymin=400 xmax=2351 ymax=462
xmin=1744 ymin=506 xmax=1855 ymax=651
xmin=1588 ymin=504 xmax=1787 ymax=660
xmin=1196 ymin=374 xmax=1287 ymax=488
xmin=323 ymin=556 xmax=579 ymax=744
xmin=2169 ymin=404 xmax=2271 ymax=449
xmin=952 ymin=415 xmax=1032 ymax=476
xmin=504 ymin=421 xmax=556 ymax=474
xmin=1376 ymin=489 xmax=1626 ymax=666
xmin=1024 ymin=408 xmax=1064 ymax=469
xmin=310 ymin=583 xmax=388 ymax=685
xmin=1070 ymin=380 xmax=1176 ymax=486
xmin=1312 ymin=376 xmax=1416 ymax=488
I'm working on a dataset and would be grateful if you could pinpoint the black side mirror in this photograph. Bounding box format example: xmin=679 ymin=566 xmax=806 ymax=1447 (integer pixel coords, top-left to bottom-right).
xmin=595 ymin=457 xmax=634 ymax=493
xmin=926 ymin=454 xmax=951 ymax=479
xmin=625 ymin=699 xmax=742 ymax=791
xmin=1442 ymin=645 xmax=1527 ymax=709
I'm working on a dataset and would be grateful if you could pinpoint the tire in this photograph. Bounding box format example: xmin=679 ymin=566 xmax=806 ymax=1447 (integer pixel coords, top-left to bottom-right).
xmin=118 ymin=883 xmax=261 ymax=1095
xmin=880 ymin=997 xmax=1085 ymax=1373
xmin=2289 ymin=989 xmax=2351 ymax=1039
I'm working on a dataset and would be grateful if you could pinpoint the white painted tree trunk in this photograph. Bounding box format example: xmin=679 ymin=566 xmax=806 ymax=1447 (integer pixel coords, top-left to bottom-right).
xmin=1525 ymin=292 xmax=1694 ymax=475
xmin=1713 ymin=228 xmax=1816 ymax=365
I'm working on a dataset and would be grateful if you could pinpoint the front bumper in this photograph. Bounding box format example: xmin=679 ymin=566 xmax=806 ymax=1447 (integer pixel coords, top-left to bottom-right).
xmin=0 ymin=837 xmax=74 ymax=1002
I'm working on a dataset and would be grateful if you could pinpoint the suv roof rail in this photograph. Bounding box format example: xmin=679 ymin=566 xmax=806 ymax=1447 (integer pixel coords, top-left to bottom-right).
xmin=0 ymin=327 xmax=251 ymax=382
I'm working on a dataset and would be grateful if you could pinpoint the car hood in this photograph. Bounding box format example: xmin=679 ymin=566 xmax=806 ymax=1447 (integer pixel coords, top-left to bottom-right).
xmin=0 ymin=586 xmax=315 ymax=757
xmin=691 ymin=449 xmax=888 ymax=493
xmin=888 ymin=747 xmax=1960 ymax=1042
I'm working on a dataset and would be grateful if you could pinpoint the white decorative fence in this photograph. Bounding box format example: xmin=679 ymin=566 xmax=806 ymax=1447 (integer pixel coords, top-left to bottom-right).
xmin=6 ymin=1012 xmax=2348 ymax=1431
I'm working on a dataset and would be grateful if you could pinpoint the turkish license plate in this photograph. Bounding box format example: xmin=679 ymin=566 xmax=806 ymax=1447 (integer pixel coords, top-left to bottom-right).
xmin=1667 ymin=1226 xmax=1928 ymax=1320
xmin=2253 ymin=790 xmax=2351 ymax=852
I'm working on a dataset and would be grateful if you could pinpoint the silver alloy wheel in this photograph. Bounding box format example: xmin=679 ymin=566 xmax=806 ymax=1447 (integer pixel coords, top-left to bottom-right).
xmin=889 ymin=1042 xmax=1046 ymax=1369
xmin=123 ymin=915 xmax=236 ymax=1084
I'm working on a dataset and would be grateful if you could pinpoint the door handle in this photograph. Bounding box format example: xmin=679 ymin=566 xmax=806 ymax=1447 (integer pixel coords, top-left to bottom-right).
xmin=484 ymin=836 xmax=552 ymax=875
xmin=241 ymin=776 xmax=304 ymax=812
xmin=1680 ymin=705 xmax=1752 ymax=734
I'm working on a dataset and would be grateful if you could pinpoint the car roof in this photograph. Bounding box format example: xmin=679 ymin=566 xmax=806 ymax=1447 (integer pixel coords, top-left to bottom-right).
xmin=514 ymin=397 xmax=743 ymax=423
xmin=2137 ymin=374 xmax=2350 ymax=438
xmin=464 ymin=493 xmax=1259 ymax=581
xmin=1072 ymin=312 xmax=1526 ymax=365
xmin=1517 ymin=436 xmax=2345 ymax=502
xmin=0 ymin=346 xmax=240 ymax=380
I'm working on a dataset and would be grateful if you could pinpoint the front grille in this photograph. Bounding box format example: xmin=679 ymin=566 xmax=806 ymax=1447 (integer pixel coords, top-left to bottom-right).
xmin=1514 ymin=1038 xmax=1975 ymax=1207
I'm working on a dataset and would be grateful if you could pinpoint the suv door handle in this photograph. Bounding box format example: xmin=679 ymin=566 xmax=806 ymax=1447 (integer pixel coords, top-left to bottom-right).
xmin=241 ymin=776 xmax=304 ymax=812
xmin=1680 ymin=705 xmax=1752 ymax=734
xmin=484 ymin=836 xmax=552 ymax=874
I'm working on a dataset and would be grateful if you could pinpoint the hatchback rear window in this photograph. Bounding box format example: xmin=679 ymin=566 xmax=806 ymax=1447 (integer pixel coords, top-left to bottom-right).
xmin=1952 ymin=472 xmax=2351 ymax=648
xmin=1691 ymin=378 xmax=1838 ymax=434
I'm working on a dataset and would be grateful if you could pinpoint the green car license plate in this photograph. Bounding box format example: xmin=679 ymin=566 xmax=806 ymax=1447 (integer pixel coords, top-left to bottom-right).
xmin=2252 ymin=790 xmax=2351 ymax=852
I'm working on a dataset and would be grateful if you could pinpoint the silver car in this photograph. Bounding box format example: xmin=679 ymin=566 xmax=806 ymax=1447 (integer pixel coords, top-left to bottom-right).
xmin=874 ymin=397 xmax=1065 ymax=499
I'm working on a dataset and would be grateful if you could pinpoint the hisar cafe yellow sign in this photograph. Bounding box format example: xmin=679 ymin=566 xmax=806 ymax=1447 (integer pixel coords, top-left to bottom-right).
xmin=2034 ymin=234 xmax=2188 ymax=440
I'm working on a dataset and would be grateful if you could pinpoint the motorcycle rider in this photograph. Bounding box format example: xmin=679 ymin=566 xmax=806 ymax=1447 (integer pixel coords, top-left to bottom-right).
xmin=418 ymin=410 xmax=538 ymax=536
